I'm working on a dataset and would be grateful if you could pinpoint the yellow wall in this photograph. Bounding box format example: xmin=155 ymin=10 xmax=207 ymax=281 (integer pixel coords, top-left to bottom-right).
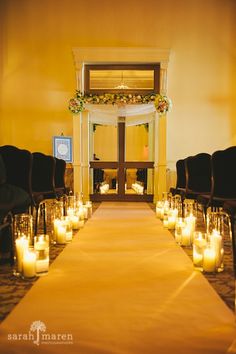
xmin=0 ymin=0 xmax=235 ymax=164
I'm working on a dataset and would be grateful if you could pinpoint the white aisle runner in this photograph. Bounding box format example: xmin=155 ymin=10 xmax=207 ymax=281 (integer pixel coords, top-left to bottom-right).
xmin=0 ymin=202 xmax=235 ymax=354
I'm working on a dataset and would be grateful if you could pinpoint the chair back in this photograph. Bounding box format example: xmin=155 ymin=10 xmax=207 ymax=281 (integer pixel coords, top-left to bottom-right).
xmin=176 ymin=159 xmax=186 ymax=189
xmin=186 ymin=153 xmax=211 ymax=193
xmin=54 ymin=157 xmax=66 ymax=195
xmin=0 ymin=145 xmax=32 ymax=194
xmin=32 ymin=152 xmax=56 ymax=194
xmin=211 ymin=146 xmax=236 ymax=198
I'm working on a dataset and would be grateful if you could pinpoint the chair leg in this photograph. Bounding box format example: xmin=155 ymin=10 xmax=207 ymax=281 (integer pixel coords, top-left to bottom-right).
xmin=34 ymin=206 xmax=39 ymax=235
xmin=42 ymin=203 xmax=47 ymax=234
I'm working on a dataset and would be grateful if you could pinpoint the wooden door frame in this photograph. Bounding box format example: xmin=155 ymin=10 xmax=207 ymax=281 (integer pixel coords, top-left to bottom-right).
xmin=90 ymin=121 xmax=154 ymax=202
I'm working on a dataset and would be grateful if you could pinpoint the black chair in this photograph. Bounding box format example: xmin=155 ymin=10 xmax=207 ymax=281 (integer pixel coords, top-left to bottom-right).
xmin=198 ymin=146 xmax=236 ymax=214
xmin=170 ymin=159 xmax=186 ymax=196
xmin=183 ymin=153 xmax=211 ymax=200
xmin=54 ymin=157 xmax=67 ymax=197
xmin=0 ymin=145 xmax=32 ymax=198
xmin=32 ymin=152 xmax=57 ymax=234
xmin=0 ymin=150 xmax=31 ymax=264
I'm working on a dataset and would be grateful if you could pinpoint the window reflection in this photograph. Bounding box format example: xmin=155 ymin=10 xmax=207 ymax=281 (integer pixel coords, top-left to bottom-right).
xmin=92 ymin=169 xmax=118 ymax=194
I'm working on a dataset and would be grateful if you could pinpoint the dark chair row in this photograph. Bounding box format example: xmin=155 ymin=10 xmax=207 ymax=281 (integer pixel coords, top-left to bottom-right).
xmin=170 ymin=146 xmax=236 ymax=273
xmin=0 ymin=145 xmax=68 ymax=261
xmin=171 ymin=146 xmax=236 ymax=209
xmin=0 ymin=145 xmax=67 ymax=206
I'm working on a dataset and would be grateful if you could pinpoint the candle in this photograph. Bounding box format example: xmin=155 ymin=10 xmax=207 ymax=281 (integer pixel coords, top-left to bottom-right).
xmin=203 ymin=247 xmax=216 ymax=272
xmin=86 ymin=202 xmax=92 ymax=218
xmin=22 ymin=249 xmax=36 ymax=278
xmin=57 ymin=225 xmax=66 ymax=244
xmin=53 ymin=219 xmax=61 ymax=242
xmin=181 ymin=226 xmax=191 ymax=246
xmin=83 ymin=206 xmax=88 ymax=219
xmin=67 ymin=207 xmax=74 ymax=217
xmin=193 ymin=232 xmax=207 ymax=268
xmin=36 ymin=259 xmax=49 ymax=274
xmin=71 ymin=215 xmax=80 ymax=230
xmin=175 ymin=218 xmax=185 ymax=244
xmin=78 ymin=207 xmax=85 ymax=220
xmin=210 ymin=230 xmax=223 ymax=269
xmin=168 ymin=215 xmax=177 ymax=230
xmin=15 ymin=237 xmax=29 ymax=272
xmin=163 ymin=217 xmax=169 ymax=228
xmin=34 ymin=235 xmax=49 ymax=275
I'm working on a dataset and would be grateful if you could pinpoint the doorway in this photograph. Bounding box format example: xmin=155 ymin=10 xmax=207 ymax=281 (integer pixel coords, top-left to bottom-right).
xmin=90 ymin=119 xmax=154 ymax=202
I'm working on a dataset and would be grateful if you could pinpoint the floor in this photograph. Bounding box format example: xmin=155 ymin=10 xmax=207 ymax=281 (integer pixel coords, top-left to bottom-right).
xmin=0 ymin=202 xmax=235 ymax=354
xmin=0 ymin=202 xmax=235 ymax=323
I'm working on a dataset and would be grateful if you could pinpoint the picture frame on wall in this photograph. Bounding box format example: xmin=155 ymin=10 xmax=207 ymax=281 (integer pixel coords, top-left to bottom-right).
xmin=53 ymin=136 xmax=73 ymax=163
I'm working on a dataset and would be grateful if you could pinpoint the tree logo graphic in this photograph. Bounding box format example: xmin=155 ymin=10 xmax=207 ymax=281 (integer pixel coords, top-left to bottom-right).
xmin=30 ymin=320 xmax=46 ymax=346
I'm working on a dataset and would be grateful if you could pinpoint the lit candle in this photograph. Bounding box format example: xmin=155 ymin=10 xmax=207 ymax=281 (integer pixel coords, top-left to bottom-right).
xmin=203 ymin=247 xmax=216 ymax=272
xmin=175 ymin=218 xmax=185 ymax=244
xmin=181 ymin=226 xmax=191 ymax=246
xmin=210 ymin=230 xmax=223 ymax=269
xmin=67 ymin=207 xmax=74 ymax=217
xmin=83 ymin=206 xmax=88 ymax=219
xmin=168 ymin=215 xmax=177 ymax=230
xmin=78 ymin=207 xmax=85 ymax=220
xmin=15 ymin=237 xmax=29 ymax=272
xmin=53 ymin=219 xmax=61 ymax=241
xmin=163 ymin=217 xmax=169 ymax=228
xmin=193 ymin=233 xmax=207 ymax=268
xmin=34 ymin=235 xmax=49 ymax=275
xmin=71 ymin=215 xmax=80 ymax=230
xmin=57 ymin=225 xmax=66 ymax=244
xmin=22 ymin=249 xmax=36 ymax=278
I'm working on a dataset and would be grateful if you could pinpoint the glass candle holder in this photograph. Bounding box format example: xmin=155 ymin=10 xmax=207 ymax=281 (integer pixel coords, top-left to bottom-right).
xmin=175 ymin=217 xmax=185 ymax=244
xmin=156 ymin=201 xmax=163 ymax=219
xmin=13 ymin=235 xmax=29 ymax=276
xmin=183 ymin=199 xmax=196 ymax=218
xmin=34 ymin=235 xmax=49 ymax=276
xmin=13 ymin=213 xmax=33 ymax=246
xmin=193 ymin=231 xmax=207 ymax=270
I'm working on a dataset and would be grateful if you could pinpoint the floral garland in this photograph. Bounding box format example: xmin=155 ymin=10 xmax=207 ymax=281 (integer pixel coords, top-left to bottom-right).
xmin=68 ymin=90 xmax=172 ymax=115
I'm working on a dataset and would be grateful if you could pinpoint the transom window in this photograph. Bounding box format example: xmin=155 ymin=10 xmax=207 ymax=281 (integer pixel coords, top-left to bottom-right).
xmin=84 ymin=64 xmax=160 ymax=94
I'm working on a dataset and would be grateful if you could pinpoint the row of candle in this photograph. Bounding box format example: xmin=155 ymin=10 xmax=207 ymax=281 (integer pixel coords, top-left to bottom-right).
xmin=15 ymin=234 xmax=49 ymax=278
xmin=53 ymin=202 xmax=92 ymax=244
xmin=156 ymin=199 xmax=224 ymax=273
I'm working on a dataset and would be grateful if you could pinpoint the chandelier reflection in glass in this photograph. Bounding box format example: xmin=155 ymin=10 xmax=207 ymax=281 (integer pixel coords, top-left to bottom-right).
xmin=115 ymin=71 xmax=129 ymax=90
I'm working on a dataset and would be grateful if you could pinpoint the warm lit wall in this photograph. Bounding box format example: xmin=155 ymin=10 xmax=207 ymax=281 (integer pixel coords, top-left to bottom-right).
xmin=0 ymin=0 xmax=235 ymax=163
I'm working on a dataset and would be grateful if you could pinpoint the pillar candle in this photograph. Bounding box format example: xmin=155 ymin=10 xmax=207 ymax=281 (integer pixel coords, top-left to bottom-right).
xmin=71 ymin=215 xmax=80 ymax=230
xmin=57 ymin=225 xmax=66 ymax=244
xmin=203 ymin=247 xmax=216 ymax=272
xmin=15 ymin=237 xmax=29 ymax=272
xmin=22 ymin=249 xmax=36 ymax=278
xmin=181 ymin=226 xmax=191 ymax=246
xmin=210 ymin=230 xmax=223 ymax=269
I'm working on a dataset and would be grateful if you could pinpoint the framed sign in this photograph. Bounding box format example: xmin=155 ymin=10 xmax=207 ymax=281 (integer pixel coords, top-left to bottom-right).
xmin=53 ymin=136 xmax=73 ymax=163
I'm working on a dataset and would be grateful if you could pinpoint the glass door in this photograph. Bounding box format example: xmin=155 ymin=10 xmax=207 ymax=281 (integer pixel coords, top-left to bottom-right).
xmin=90 ymin=119 xmax=154 ymax=201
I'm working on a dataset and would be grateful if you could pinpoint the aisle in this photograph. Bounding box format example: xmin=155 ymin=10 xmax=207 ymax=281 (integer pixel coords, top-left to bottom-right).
xmin=0 ymin=202 xmax=235 ymax=354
